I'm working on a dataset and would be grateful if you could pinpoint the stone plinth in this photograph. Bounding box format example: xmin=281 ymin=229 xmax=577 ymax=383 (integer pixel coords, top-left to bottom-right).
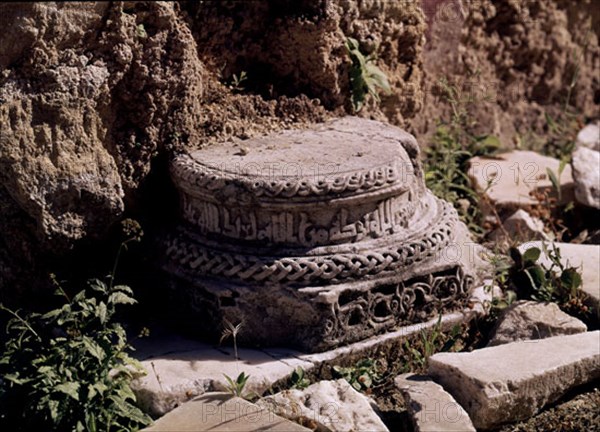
xmin=164 ymin=117 xmax=478 ymax=352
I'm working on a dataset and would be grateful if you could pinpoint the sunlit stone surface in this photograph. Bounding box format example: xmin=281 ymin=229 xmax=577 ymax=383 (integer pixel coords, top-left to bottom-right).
xmin=164 ymin=117 xmax=479 ymax=352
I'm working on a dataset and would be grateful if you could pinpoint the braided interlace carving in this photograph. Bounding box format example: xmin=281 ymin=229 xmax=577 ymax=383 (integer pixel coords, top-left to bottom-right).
xmin=166 ymin=200 xmax=457 ymax=285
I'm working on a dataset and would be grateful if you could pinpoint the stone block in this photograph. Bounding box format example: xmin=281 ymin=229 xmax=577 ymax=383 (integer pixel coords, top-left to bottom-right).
xmin=131 ymin=331 xmax=313 ymax=417
xmin=257 ymin=379 xmax=389 ymax=432
xmin=142 ymin=393 xmax=310 ymax=432
xmin=487 ymin=300 xmax=587 ymax=346
xmin=468 ymin=151 xmax=574 ymax=210
xmin=428 ymin=331 xmax=600 ymax=429
xmin=395 ymin=373 xmax=475 ymax=432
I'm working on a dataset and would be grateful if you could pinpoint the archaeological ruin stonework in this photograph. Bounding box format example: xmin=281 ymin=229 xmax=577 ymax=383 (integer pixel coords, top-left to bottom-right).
xmin=164 ymin=117 xmax=478 ymax=352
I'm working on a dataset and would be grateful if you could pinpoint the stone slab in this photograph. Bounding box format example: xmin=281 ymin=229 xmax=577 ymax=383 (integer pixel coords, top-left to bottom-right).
xmin=518 ymin=242 xmax=600 ymax=318
xmin=487 ymin=300 xmax=587 ymax=346
xmin=132 ymin=285 xmax=495 ymax=416
xmin=142 ymin=393 xmax=310 ymax=431
xmin=468 ymin=151 xmax=574 ymax=210
xmin=257 ymin=379 xmax=389 ymax=432
xmin=131 ymin=328 xmax=314 ymax=417
xmin=428 ymin=331 xmax=600 ymax=429
xmin=395 ymin=373 xmax=475 ymax=432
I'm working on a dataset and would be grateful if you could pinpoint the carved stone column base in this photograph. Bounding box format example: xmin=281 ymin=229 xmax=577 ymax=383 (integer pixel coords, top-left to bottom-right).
xmin=163 ymin=117 xmax=481 ymax=352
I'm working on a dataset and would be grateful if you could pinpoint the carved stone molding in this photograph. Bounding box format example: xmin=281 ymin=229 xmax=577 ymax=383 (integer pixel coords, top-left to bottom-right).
xmin=164 ymin=117 xmax=481 ymax=352
xmin=166 ymin=195 xmax=458 ymax=285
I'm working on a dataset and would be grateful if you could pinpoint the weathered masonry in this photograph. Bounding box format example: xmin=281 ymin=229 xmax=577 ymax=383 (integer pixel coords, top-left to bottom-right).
xmin=164 ymin=117 xmax=479 ymax=352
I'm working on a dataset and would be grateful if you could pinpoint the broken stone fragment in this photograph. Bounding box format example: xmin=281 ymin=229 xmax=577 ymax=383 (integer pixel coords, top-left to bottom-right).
xmin=468 ymin=151 xmax=574 ymax=211
xmin=487 ymin=300 xmax=587 ymax=346
xmin=577 ymin=122 xmax=600 ymax=152
xmin=488 ymin=209 xmax=549 ymax=242
xmin=428 ymin=331 xmax=600 ymax=430
xmin=395 ymin=373 xmax=476 ymax=432
xmin=257 ymin=379 xmax=389 ymax=432
xmin=571 ymin=146 xmax=600 ymax=209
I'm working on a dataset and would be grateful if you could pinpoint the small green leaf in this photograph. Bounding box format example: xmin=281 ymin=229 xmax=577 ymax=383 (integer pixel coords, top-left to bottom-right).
xmin=113 ymin=285 xmax=134 ymax=296
xmin=108 ymin=292 xmax=136 ymax=306
xmin=522 ymin=247 xmax=541 ymax=264
xmin=48 ymin=399 xmax=60 ymax=422
xmin=546 ymin=168 xmax=561 ymax=198
xmin=41 ymin=309 xmax=62 ymax=321
xmin=82 ymin=336 xmax=106 ymax=361
xmin=561 ymin=268 xmax=582 ymax=290
xmin=88 ymin=279 xmax=108 ymax=294
xmin=97 ymin=302 xmax=107 ymax=324
xmin=55 ymin=381 xmax=80 ymax=401
xmin=524 ymin=266 xmax=546 ymax=290
xmin=480 ymin=135 xmax=501 ymax=151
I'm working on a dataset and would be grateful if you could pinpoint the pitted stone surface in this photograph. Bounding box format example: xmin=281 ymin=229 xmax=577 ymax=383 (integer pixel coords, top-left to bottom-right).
xmin=165 ymin=117 xmax=478 ymax=351
xmin=257 ymin=380 xmax=389 ymax=432
xmin=428 ymin=331 xmax=600 ymax=429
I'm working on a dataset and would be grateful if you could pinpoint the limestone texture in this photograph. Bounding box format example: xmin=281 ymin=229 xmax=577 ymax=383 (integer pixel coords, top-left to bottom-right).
xmin=2 ymin=1 xmax=428 ymax=302
xmin=132 ymin=341 xmax=313 ymax=417
xmin=395 ymin=373 xmax=476 ymax=432
xmin=0 ymin=2 xmax=205 ymax=302
xmin=142 ymin=393 xmax=310 ymax=432
xmin=257 ymin=379 xmax=389 ymax=432
xmin=428 ymin=331 xmax=600 ymax=429
xmin=572 ymin=146 xmax=600 ymax=209
xmin=487 ymin=300 xmax=587 ymax=346
xmin=415 ymin=0 xmax=600 ymax=148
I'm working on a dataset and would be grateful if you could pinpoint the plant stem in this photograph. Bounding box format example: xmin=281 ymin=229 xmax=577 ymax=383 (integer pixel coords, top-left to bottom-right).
xmin=0 ymin=305 xmax=41 ymax=341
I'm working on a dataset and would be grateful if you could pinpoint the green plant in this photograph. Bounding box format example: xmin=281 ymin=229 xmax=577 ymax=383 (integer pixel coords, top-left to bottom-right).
xmin=332 ymin=358 xmax=383 ymax=393
xmin=0 ymin=219 xmax=150 ymax=432
xmin=219 ymin=319 xmax=254 ymax=399
xmin=136 ymin=24 xmax=147 ymax=39
xmin=508 ymin=245 xmax=590 ymax=319
xmin=289 ymin=367 xmax=310 ymax=390
xmin=424 ymin=77 xmax=501 ymax=236
xmin=220 ymin=318 xmax=243 ymax=368
xmin=346 ymin=37 xmax=391 ymax=112
xmin=403 ymin=316 xmax=463 ymax=371
xmin=0 ymin=280 xmax=151 ymax=432
xmin=229 ymin=71 xmax=248 ymax=93
xmin=222 ymin=372 xmax=253 ymax=399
